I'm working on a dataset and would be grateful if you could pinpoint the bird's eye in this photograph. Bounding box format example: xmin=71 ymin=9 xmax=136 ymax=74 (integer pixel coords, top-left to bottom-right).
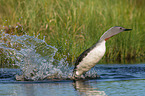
xmin=120 ymin=27 xmax=122 ymax=29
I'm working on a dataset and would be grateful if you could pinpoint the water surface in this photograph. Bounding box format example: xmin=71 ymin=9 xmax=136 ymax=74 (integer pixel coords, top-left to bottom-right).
xmin=0 ymin=64 xmax=145 ymax=96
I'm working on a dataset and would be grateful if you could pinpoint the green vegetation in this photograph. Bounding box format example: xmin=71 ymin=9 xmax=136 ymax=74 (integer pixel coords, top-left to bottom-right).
xmin=0 ymin=0 xmax=145 ymax=64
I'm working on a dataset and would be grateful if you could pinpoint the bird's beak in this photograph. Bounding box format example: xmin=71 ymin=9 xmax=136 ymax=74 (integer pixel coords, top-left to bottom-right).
xmin=124 ymin=29 xmax=132 ymax=31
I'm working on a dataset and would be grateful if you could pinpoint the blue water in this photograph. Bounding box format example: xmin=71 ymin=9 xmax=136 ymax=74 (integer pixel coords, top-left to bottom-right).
xmin=0 ymin=64 xmax=145 ymax=96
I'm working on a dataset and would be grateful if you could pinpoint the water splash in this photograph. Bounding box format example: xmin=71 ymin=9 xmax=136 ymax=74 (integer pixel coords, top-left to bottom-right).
xmin=0 ymin=31 xmax=99 ymax=81
xmin=0 ymin=31 xmax=72 ymax=80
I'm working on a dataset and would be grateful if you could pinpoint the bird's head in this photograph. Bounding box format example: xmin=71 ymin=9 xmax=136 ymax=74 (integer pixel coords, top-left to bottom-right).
xmin=100 ymin=26 xmax=132 ymax=41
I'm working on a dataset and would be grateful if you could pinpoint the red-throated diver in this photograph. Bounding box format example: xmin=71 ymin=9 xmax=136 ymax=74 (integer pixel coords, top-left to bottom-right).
xmin=73 ymin=26 xmax=132 ymax=79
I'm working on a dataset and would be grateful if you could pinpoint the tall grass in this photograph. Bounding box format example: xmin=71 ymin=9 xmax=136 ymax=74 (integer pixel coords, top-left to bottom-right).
xmin=0 ymin=0 xmax=145 ymax=64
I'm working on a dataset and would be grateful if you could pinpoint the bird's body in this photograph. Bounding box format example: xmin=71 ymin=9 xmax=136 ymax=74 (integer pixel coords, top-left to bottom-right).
xmin=73 ymin=26 xmax=132 ymax=79
xmin=74 ymin=40 xmax=106 ymax=76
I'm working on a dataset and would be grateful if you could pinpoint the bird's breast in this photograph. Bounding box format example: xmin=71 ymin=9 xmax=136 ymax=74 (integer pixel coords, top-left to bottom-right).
xmin=81 ymin=41 xmax=106 ymax=65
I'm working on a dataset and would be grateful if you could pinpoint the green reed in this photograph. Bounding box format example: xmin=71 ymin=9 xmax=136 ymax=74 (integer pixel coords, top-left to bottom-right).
xmin=0 ymin=0 xmax=145 ymax=64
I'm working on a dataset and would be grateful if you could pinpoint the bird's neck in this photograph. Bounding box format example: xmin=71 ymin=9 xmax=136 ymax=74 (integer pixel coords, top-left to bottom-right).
xmin=97 ymin=39 xmax=106 ymax=44
xmin=93 ymin=40 xmax=106 ymax=51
